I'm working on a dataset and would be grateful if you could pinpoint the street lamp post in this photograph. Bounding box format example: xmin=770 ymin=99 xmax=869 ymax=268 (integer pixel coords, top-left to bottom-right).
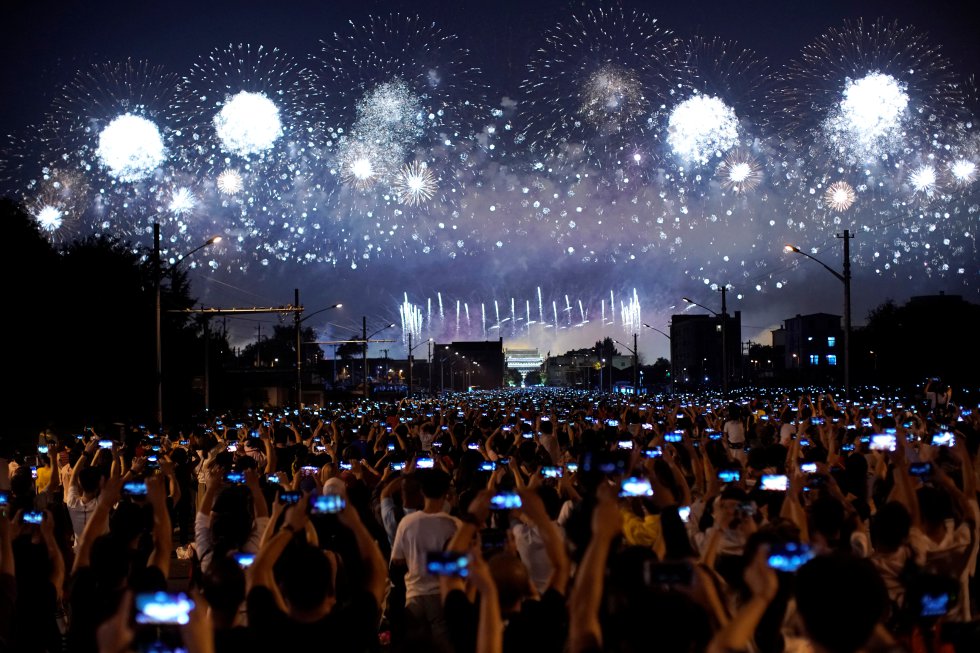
xmin=613 ymin=337 xmax=639 ymax=395
xmin=361 ymin=320 xmax=396 ymax=398
xmin=293 ymin=289 xmax=342 ymax=408
xmin=642 ymin=323 xmax=673 ymax=395
xmin=785 ymin=229 xmax=853 ymax=399
xmin=154 ymin=223 xmax=220 ymax=425
xmin=407 ymin=334 xmax=432 ymax=397
xmin=682 ymin=287 xmax=729 ymax=397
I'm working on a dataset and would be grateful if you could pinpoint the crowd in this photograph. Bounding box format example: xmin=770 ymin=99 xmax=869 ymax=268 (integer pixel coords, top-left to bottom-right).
xmin=1 ymin=385 xmax=978 ymax=653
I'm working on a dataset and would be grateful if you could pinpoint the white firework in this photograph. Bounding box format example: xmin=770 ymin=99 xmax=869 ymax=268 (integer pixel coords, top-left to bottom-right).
xmin=95 ymin=113 xmax=166 ymax=182
xmin=621 ymin=288 xmax=642 ymax=334
xmin=399 ymin=294 xmax=423 ymax=342
xmin=34 ymin=205 xmax=64 ymax=232
xmin=216 ymin=169 xmax=244 ymax=195
xmin=394 ymin=162 xmax=437 ymax=206
xmin=717 ymin=151 xmax=762 ymax=193
xmin=212 ymin=91 xmax=283 ymax=157
xmin=579 ymin=65 xmax=645 ymax=125
xmin=667 ymin=95 xmax=739 ymax=165
xmin=949 ymin=158 xmax=977 ymax=185
xmin=909 ymin=164 xmax=937 ymax=194
xmin=823 ymin=73 xmax=909 ymax=163
xmin=169 ymin=187 xmax=197 ymax=215
xmin=824 ymin=180 xmax=856 ymax=211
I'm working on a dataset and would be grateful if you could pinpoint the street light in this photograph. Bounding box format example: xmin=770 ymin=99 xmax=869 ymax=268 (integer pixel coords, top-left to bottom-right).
xmin=683 ymin=286 xmax=729 ymax=397
xmin=612 ymin=337 xmax=639 ymax=395
xmin=293 ymin=289 xmax=342 ymax=408
xmin=154 ymin=223 xmax=221 ymax=426
xmin=784 ymin=230 xmax=853 ymax=400
xmin=642 ymin=323 xmax=673 ymax=395
xmin=362 ymin=320 xmax=397 ymax=397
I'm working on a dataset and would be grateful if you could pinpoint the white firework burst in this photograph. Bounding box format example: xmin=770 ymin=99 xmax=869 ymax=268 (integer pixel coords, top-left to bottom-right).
xmin=34 ymin=205 xmax=64 ymax=232
xmin=667 ymin=95 xmax=740 ymax=165
xmin=394 ymin=162 xmax=437 ymax=206
xmin=95 ymin=113 xmax=167 ymax=182
xmin=717 ymin=151 xmax=762 ymax=193
xmin=169 ymin=187 xmax=197 ymax=215
xmin=948 ymin=158 xmax=977 ymax=185
xmin=216 ymin=169 xmax=244 ymax=195
xmin=213 ymin=90 xmax=283 ymax=156
xmin=823 ymin=73 xmax=909 ymax=163
xmin=824 ymin=180 xmax=856 ymax=211
xmin=909 ymin=164 xmax=937 ymax=194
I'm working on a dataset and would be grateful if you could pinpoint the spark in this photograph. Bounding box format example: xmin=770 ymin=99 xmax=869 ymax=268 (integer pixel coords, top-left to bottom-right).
xmin=213 ymin=91 xmax=283 ymax=156
xmin=824 ymin=73 xmax=909 ymax=163
xmin=34 ymin=205 xmax=63 ymax=232
xmin=169 ymin=187 xmax=197 ymax=215
xmin=824 ymin=181 xmax=856 ymax=211
xmin=718 ymin=151 xmax=762 ymax=193
xmin=949 ymin=159 xmax=976 ymax=184
xmin=909 ymin=164 xmax=937 ymax=193
xmin=216 ymin=169 xmax=244 ymax=195
xmin=394 ymin=161 xmax=437 ymax=206
xmin=667 ymin=95 xmax=739 ymax=165
xmin=579 ymin=65 xmax=645 ymax=125
xmin=95 ymin=113 xmax=166 ymax=182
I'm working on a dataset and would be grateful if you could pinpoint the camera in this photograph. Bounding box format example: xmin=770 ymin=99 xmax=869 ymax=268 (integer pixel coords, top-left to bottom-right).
xmin=767 ymin=541 xmax=814 ymax=573
xmin=310 ymin=493 xmax=346 ymax=515
xmin=490 ymin=491 xmax=522 ymax=510
xmin=22 ymin=511 xmax=44 ymax=525
xmin=134 ymin=592 xmax=194 ymax=625
xmin=426 ymin=551 xmax=470 ymax=577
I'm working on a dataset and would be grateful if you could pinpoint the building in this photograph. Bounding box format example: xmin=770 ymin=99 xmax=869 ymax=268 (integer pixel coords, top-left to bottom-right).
xmin=670 ymin=311 xmax=741 ymax=388
xmin=543 ymin=349 xmax=600 ymax=387
xmin=504 ymin=348 xmax=544 ymax=384
xmin=778 ymin=313 xmax=843 ymax=380
xmin=432 ymin=339 xmax=505 ymax=391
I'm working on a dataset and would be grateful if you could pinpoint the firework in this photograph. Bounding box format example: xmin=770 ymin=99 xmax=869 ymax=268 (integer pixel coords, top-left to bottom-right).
xmin=216 ymin=169 xmax=244 ymax=195
xmin=394 ymin=161 xmax=438 ymax=206
xmin=519 ymin=5 xmax=672 ymax=170
xmin=824 ymin=180 xmax=857 ymax=211
xmin=949 ymin=158 xmax=977 ymax=184
xmin=717 ymin=151 xmax=763 ymax=193
xmin=212 ymin=91 xmax=283 ymax=156
xmin=909 ymin=164 xmax=938 ymax=194
xmin=665 ymin=94 xmax=740 ymax=165
xmin=168 ymin=187 xmax=197 ymax=215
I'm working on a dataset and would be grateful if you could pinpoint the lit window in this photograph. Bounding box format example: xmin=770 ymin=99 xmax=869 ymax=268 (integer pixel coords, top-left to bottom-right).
xmin=826 ymin=355 xmax=837 ymax=366
xmin=809 ymin=354 xmax=820 ymax=366
xmin=827 ymin=336 xmax=836 ymax=347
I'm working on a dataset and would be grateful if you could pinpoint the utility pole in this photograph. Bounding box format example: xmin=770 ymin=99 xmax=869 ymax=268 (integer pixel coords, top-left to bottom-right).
xmin=362 ymin=316 xmax=368 ymax=398
xmin=408 ymin=332 xmax=414 ymax=398
xmin=154 ymin=223 xmax=162 ymax=425
xmin=633 ymin=331 xmax=638 ymax=395
xmin=203 ymin=316 xmax=210 ymax=413
xmin=838 ymin=229 xmax=853 ymax=401
xmin=718 ymin=285 xmax=728 ymax=398
xmin=294 ymin=288 xmax=302 ymax=407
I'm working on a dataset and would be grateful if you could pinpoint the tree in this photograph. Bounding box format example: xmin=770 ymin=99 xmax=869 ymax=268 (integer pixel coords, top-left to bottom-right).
xmin=336 ymin=334 xmax=367 ymax=360
xmin=524 ymin=370 xmax=543 ymax=386
xmin=505 ymin=368 xmax=523 ymax=387
xmin=594 ymin=337 xmax=620 ymax=360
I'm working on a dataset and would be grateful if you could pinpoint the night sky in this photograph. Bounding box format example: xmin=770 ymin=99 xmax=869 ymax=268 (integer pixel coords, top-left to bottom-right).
xmin=2 ymin=0 xmax=978 ymax=362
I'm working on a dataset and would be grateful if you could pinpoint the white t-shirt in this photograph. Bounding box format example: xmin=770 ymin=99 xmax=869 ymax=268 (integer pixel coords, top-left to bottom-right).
xmin=66 ymin=484 xmax=101 ymax=547
xmin=391 ymin=510 xmax=460 ymax=600
xmin=724 ymin=420 xmax=745 ymax=445
xmin=779 ymin=423 xmax=797 ymax=447
xmin=512 ymin=521 xmax=558 ymax=594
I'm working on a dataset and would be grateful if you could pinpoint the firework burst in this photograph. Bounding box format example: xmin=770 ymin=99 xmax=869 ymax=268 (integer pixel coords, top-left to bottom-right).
xmin=823 ymin=180 xmax=857 ymax=211
xmin=394 ymin=161 xmax=438 ymax=206
xmin=717 ymin=151 xmax=763 ymax=193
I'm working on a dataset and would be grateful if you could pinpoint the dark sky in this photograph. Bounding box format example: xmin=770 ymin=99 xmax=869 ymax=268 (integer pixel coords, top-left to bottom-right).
xmin=2 ymin=0 xmax=978 ymax=359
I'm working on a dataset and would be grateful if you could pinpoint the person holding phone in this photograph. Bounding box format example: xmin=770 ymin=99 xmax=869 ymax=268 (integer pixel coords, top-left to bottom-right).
xmin=66 ymin=437 xmax=105 ymax=551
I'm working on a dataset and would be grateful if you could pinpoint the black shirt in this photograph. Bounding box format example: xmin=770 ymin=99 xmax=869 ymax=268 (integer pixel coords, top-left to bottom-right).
xmin=246 ymin=585 xmax=380 ymax=652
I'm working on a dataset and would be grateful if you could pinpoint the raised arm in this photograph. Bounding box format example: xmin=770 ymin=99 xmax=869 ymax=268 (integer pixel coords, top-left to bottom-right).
xmin=39 ymin=510 xmax=65 ymax=599
xmin=518 ymin=489 xmax=570 ymax=595
xmin=72 ymin=476 xmax=123 ymax=574
xmin=146 ymin=475 xmax=173 ymax=577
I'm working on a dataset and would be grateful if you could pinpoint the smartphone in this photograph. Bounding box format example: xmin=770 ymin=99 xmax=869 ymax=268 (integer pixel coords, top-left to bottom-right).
xmin=134 ymin=591 xmax=194 ymax=625
xmin=760 ymin=474 xmax=789 ymax=492
xmin=707 ymin=431 xmax=723 ymax=441
xmin=38 ymin=445 xmax=49 ymax=454
xmin=642 ymin=446 xmax=663 ymax=459
xmin=619 ymin=476 xmax=654 ymax=497
xmin=226 ymin=443 xmax=239 ymax=453
xmin=299 ymin=465 xmax=319 ymax=476
xmin=909 ymin=462 xmax=934 ymax=477
xmin=339 ymin=461 xmax=353 ymax=471
xmin=123 ymin=481 xmax=149 ymax=497
xmin=870 ymin=434 xmax=897 ymax=452
xmin=386 ymin=442 xmax=396 ymax=451
xmin=478 ymin=461 xmax=497 ymax=472
xmin=310 ymin=493 xmax=346 ymax=515
xmin=564 ymin=462 xmax=579 ymax=473
xmin=416 ymin=457 xmax=435 ymax=469
xmin=22 ymin=511 xmax=44 ymax=525
xmin=641 ymin=423 xmax=653 ymax=431
xmin=664 ymin=431 xmax=684 ymax=443
xmin=265 ymin=473 xmax=281 ymax=485
xmin=931 ymin=431 xmax=955 ymax=447
xmin=232 ymin=552 xmax=256 ymax=569
xmin=617 ymin=439 xmax=634 ymax=450
xmin=224 ymin=471 xmax=246 ymax=485
xmin=767 ymin=541 xmax=814 ymax=573
xmin=919 ymin=593 xmax=951 ymax=617
xmin=98 ymin=440 xmax=114 ymax=450
xmin=811 ymin=416 xmax=825 ymax=426
xmin=841 ymin=443 xmax=855 ymax=452
xmin=480 ymin=528 xmax=507 ymax=554
xmin=678 ymin=505 xmax=691 ymax=523
xmin=490 ymin=491 xmax=522 ymax=510
xmin=717 ymin=469 xmax=741 ymax=483
xmin=389 ymin=461 xmax=407 ymax=472
xmin=0 ymin=490 xmax=9 ymax=506
xmin=860 ymin=417 xmax=872 ymax=428
xmin=644 ymin=560 xmax=693 ymax=587
xmin=800 ymin=462 xmax=818 ymax=474
xmin=467 ymin=442 xmax=481 ymax=450
xmin=541 ymin=465 xmax=563 ymax=479
xmin=278 ymin=490 xmax=303 ymax=505
xmin=606 ymin=420 xmax=620 ymax=427
xmin=426 ymin=551 xmax=470 ymax=577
